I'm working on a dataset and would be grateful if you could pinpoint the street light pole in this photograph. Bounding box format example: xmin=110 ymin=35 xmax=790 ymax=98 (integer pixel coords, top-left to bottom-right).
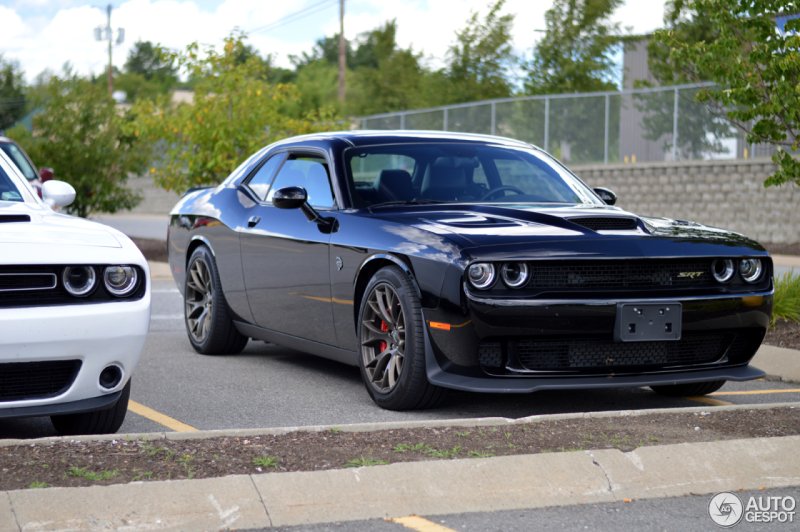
xmin=94 ymin=4 xmax=124 ymax=98
xmin=337 ymin=0 xmax=345 ymax=105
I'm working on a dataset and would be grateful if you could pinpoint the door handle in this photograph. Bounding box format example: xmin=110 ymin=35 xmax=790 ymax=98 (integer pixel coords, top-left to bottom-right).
xmin=247 ymin=215 xmax=261 ymax=228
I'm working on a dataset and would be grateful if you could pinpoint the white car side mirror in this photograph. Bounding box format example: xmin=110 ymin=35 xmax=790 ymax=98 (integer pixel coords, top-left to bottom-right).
xmin=42 ymin=180 xmax=76 ymax=209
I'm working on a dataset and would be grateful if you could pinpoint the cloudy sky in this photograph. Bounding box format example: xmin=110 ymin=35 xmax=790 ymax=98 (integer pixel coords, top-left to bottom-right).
xmin=0 ymin=0 xmax=667 ymax=82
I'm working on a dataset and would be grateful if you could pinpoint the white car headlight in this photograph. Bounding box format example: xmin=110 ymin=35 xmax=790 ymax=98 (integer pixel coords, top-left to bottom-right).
xmin=104 ymin=265 xmax=139 ymax=296
xmin=467 ymin=263 xmax=496 ymax=290
xmin=62 ymin=266 xmax=97 ymax=296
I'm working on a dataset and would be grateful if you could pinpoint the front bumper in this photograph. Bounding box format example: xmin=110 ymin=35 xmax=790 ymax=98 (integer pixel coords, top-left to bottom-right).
xmin=0 ymin=296 xmax=150 ymax=413
xmin=422 ymin=290 xmax=771 ymax=392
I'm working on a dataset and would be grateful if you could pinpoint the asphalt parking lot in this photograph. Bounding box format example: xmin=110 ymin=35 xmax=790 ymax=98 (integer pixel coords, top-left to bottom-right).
xmin=1 ymin=278 xmax=798 ymax=439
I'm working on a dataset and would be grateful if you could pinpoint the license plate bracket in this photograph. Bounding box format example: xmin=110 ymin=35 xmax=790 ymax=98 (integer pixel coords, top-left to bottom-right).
xmin=614 ymin=303 xmax=682 ymax=342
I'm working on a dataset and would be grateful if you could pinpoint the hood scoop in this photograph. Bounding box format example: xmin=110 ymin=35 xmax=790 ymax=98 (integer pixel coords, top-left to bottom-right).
xmin=568 ymin=216 xmax=638 ymax=231
xmin=435 ymin=215 xmax=523 ymax=228
xmin=0 ymin=215 xmax=31 ymax=223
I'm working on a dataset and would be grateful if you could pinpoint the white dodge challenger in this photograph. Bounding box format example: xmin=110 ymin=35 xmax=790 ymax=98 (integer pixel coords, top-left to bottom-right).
xmin=0 ymin=150 xmax=150 ymax=435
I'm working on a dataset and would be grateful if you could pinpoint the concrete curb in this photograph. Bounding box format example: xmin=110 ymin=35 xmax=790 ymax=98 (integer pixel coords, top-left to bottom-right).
xmin=3 ymin=435 xmax=799 ymax=530
xmin=1 ymin=401 xmax=797 ymax=449
xmin=753 ymin=344 xmax=800 ymax=383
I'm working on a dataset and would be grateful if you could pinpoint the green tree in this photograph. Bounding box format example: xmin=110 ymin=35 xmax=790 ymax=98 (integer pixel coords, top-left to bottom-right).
xmin=133 ymin=33 xmax=337 ymax=193
xmin=445 ymin=0 xmax=516 ymax=103
xmin=347 ymin=21 xmax=431 ymax=115
xmin=526 ymin=0 xmax=622 ymax=94
xmin=125 ymin=41 xmax=177 ymax=82
xmin=0 ymin=56 xmax=26 ymax=131
xmin=7 ymin=73 xmax=147 ymax=217
xmin=653 ymin=0 xmax=800 ymax=186
xmin=636 ymin=0 xmax=733 ymax=158
xmin=522 ymin=0 xmax=621 ymax=161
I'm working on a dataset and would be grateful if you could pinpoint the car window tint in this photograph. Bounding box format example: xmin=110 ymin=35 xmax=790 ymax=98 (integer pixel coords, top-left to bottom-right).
xmin=267 ymin=156 xmax=335 ymax=209
xmin=246 ymin=155 xmax=282 ymax=201
xmin=494 ymin=157 xmax=578 ymax=201
xmin=0 ymin=143 xmax=36 ymax=181
xmin=351 ymin=153 xmax=415 ymax=186
xmin=0 ymin=165 xmax=24 ymax=202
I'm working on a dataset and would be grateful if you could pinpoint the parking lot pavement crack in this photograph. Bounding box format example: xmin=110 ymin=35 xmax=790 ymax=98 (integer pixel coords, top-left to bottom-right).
xmin=586 ymin=451 xmax=614 ymax=495
xmin=249 ymin=474 xmax=273 ymax=527
xmin=4 ymin=492 xmax=21 ymax=532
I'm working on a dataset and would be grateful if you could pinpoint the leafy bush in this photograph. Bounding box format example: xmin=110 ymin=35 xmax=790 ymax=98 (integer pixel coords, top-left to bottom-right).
xmin=772 ymin=272 xmax=800 ymax=326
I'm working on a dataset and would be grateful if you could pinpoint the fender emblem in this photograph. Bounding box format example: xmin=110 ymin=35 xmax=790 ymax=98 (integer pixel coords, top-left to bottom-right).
xmin=335 ymin=256 xmax=344 ymax=271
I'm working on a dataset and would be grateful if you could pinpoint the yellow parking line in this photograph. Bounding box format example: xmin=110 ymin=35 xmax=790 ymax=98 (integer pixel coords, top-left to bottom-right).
xmin=685 ymin=396 xmax=734 ymax=406
xmin=389 ymin=515 xmax=456 ymax=532
xmin=128 ymin=400 xmax=198 ymax=432
xmin=711 ymin=389 xmax=800 ymax=396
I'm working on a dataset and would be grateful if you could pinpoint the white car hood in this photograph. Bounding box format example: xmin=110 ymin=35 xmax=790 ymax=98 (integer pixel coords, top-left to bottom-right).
xmin=0 ymin=201 xmax=121 ymax=248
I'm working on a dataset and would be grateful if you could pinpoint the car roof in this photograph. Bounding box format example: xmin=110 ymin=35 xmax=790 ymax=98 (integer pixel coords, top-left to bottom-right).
xmin=270 ymin=130 xmax=536 ymax=149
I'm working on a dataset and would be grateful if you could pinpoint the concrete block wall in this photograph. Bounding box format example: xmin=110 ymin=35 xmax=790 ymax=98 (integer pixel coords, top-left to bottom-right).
xmin=574 ymin=158 xmax=800 ymax=244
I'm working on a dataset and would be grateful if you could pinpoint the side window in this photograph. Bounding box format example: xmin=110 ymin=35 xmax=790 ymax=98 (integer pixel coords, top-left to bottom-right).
xmin=245 ymin=154 xmax=283 ymax=201
xmin=266 ymin=156 xmax=335 ymax=209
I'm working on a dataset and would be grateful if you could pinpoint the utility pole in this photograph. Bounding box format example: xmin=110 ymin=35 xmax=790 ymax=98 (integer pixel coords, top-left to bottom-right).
xmin=337 ymin=0 xmax=345 ymax=104
xmin=94 ymin=4 xmax=125 ymax=98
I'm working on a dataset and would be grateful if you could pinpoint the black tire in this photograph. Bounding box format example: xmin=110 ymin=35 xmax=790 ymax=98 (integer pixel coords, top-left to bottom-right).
xmin=357 ymin=266 xmax=445 ymax=410
xmin=50 ymin=379 xmax=131 ymax=436
xmin=184 ymin=246 xmax=248 ymax=355
xmin=650 ymin=380 xmax=726 ymax=397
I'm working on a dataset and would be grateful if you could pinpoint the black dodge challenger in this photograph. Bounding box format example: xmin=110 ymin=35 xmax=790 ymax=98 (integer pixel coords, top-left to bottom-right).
xmin=167 ymin=131 xmax=772 ymax=410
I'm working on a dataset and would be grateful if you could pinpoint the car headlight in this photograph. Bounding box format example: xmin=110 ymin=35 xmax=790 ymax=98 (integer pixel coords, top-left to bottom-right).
xmin=62 ymin=266 xmax=97 ymax=296
xmin=467 ymin=263 xmax=496 ymax=290
xmin=739 ymin=258 xmax=763 ymax=283
xmin=501 ymin=262 xmax=529 ymax=288
xmin=104 ymin=265 xmax=139 ymax=296
xmin=711 ymin=259 xmax=735 ymax=283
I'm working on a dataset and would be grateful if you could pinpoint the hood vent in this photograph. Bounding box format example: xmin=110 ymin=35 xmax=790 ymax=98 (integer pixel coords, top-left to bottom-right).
xmin=0 ymin=214 xmax=31 ymax=223
xmin=568 ymin=217 xmax=638 ymax=231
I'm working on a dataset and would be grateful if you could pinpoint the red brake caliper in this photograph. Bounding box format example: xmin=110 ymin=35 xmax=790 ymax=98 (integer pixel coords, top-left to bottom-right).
xmin=378 ymin=320 xmax=389 ymax=352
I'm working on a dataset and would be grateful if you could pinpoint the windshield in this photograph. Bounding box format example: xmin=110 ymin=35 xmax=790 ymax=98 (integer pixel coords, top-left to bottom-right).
xmin=0 ymin=141 xmax=37 ymax=181
xmin=345 ymin=142 xmax=601 ymax=208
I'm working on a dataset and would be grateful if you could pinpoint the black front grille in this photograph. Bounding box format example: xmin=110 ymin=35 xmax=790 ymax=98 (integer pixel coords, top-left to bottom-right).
xmin=0 ymin=360 xmax=81 ymax=402
xmin=512 ymin=333 xmax=729 ymax=371
xmin=0 ymin=272 xmax=57 ymax=292
xmin=568 ymin=217 xmax=638 ymax=231
xmin=527 ymin=260 xmax=715 ymax=292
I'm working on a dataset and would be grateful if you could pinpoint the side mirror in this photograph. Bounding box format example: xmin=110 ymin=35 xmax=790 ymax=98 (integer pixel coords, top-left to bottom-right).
xmin=271 ymin=186 xmax=308 ymax=210
xmin=39 ymin=167 xmax=54 ymax=182
xmin=42 ymin=180 xmax=76 ymax=209
xmin=593 ymin=187 xmax=617 ymax=206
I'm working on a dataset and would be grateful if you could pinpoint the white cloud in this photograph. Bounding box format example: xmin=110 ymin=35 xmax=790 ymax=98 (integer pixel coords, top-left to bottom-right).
xmin=3 ymin=0 xmax=667 ymax=82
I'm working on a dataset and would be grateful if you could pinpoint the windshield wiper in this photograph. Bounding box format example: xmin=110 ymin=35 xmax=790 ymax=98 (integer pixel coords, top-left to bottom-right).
xmin=368 ymin=199 xmax=442 ymax=211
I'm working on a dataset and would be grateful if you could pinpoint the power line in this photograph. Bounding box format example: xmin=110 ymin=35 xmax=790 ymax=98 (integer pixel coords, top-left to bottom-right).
xmin=248 ymin=0 xmax=339 ymax=34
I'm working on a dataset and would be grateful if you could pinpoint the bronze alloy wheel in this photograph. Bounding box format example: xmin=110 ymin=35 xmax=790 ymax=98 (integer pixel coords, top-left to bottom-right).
xmin=185 ymin=255 xmax=213 ymax=344
xmin=361 ymin=282 xmax=406 ymax=393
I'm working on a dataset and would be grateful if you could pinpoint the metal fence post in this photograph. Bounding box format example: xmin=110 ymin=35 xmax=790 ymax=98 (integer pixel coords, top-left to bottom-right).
xmin=544 ymin=96 xmax=550 ymax=152
xmin=443 ymin=108 xmax=448 ymax=131
xmin=604 ymin=93 xmax=610 ymax=164
xmin=490 ymin=102 xmax=497 ymax=135
xmin=672 ymin=87 xmax=679 ymax=161
xmin=400 ymin=112 xmax=406 ymax=130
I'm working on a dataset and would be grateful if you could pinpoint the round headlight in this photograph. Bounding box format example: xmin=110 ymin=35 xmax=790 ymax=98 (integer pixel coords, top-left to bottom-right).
xmin=501 ymin=262 xmax=529 ymax=288
xmin=62 ymin=266 xmax=97 ymax=296
xmin=467 ymin=263 xmax=496 ymax=290
xmin=104 ymin=266 xmax=139 ymax=296
xmin=739 ymin=258 xmax=763 ymax=283
xmin=711 ymin=259 xmax=735 ymax=283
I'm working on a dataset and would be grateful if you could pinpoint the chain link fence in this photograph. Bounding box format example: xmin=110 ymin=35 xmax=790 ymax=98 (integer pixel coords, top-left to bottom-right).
xmin=357 ymin=83 xmax=772 ymax=166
